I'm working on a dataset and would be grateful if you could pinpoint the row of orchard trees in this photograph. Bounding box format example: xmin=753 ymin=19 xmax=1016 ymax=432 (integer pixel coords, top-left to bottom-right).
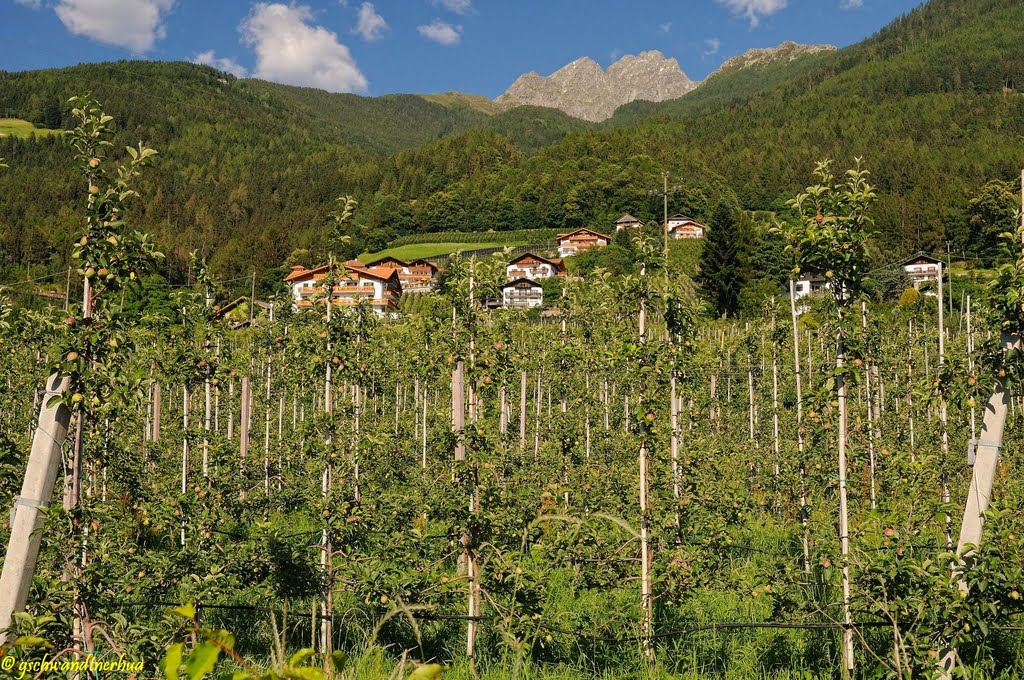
xmin=0 ymin=100 xmax=1023 ymax=679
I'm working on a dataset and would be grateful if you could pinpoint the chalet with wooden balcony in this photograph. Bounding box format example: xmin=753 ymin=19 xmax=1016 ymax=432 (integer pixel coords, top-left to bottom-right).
xmin=355 ymin=256 xmax=440 ymax=293
xmin=506 ymin=253 xmax=565 ymax=281
xmin=556 ymin=227 xmax=610 ymax=258
xmin=502 ymin=278 xmax=544 ymax=309
xmin=901 ymin=253 xmax=942 ymax=289
xmin=665 ymin=214 xmax=707 ymax=240
xmin=284 ymin=263 xmax=402 ymax=314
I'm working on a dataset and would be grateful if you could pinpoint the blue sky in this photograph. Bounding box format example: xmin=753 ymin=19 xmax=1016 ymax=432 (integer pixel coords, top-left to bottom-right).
xmin=3 ymin=0 xmax=924 ymax=97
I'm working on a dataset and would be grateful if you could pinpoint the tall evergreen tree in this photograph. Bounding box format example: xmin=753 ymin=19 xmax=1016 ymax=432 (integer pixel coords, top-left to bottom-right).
xmin=696 ymin=202 xmax=750 ymax=318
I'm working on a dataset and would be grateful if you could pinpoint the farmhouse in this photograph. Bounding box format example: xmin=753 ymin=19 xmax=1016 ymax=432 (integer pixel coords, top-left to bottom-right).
xmin=212 ymin=296 xmax=275 ymax=329
xmin=556 ymin=227 xmax=611 ymax=258
xmin=791 ymin=275 xmax=830 ymax=302
xmin=506 ymin=253 xmax=565 ymax=281
xmin=901 ymin=253 xmax=942 ymax=288
xmin=665 ymin=215 xmax=708 ymax=240
xmin=284 ymin=263 xmax=402 ymax=314
xmin=502 ymin=278 xmax=545 ymax=309
xmin=614 ymin=214 xmax=644 ymax=231
xmin=355 ymin=256 xmax=439 ymax=293
xmin=353 ymin=256 xmax=439 ymax=291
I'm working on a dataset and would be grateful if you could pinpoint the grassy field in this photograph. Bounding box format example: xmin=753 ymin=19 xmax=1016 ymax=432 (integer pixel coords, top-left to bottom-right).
xmin=0 ymin=118 xmax=60 ymax=138
xmin=389 ymin=228 xmax=560 ymax=248
xmin=358 ymin=242 xmax=523 ymax=263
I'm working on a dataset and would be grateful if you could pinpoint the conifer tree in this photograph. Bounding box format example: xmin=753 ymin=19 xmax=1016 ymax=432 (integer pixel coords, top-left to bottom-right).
xmin=697 ymin=202 xmax=749 ymax=318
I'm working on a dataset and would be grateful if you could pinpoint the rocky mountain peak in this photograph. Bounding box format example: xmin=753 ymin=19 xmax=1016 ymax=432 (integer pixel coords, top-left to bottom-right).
xmin=496 ymin=51 xmax=697 ymax=123
xmin=496 ymin=42 xmax=836 ymax=122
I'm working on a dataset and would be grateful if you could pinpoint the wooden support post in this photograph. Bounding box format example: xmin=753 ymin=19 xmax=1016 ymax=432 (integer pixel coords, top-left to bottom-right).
xmin=152 ymin=381 xmax=162 ymax=442
xmin=239 ymin=377 xmax=250 ymax=500
xmin=519 ymin=370 xmax=527 ymax=452
xmin=499 ymin=386 xmax=507 ymax=435
xmin=453 ymin=362 xmax=465 ymax=461
xmin=422 ymin=386 xmax=429 ymax=469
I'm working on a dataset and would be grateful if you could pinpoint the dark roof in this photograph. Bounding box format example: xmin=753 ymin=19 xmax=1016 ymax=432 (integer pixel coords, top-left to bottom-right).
xmin=363 ymin=255 xmax=410 ymax=268
xmin=213 ymin=296 xmax=273 ymax=319
xmin=556 ymin=227 xmax=611 ymax=240
xmin=407 ymin=259 xmax=440 ymax=271
xmin=901 ymin=252 xmax=943 ymax=266
xmin=508 ymin=252 xmax=563 ymax=268
xmin=616 ymin=213 xmax=641 ymax=224
xmin=502 ymin=277 xmax=543 ymax=289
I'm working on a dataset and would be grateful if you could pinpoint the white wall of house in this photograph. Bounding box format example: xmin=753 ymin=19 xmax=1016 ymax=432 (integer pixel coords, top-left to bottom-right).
xmin=904 ymin=263 xmax=940 ymax=285
xmin=557 ymin=239 xmax=605 ymax=258
xmin=507 ymin=262 xmax=556 ymax=280
xmin=792 ymin=277 xmax=831 ymax=301
xmin=291 ymin=279 xmax=316 ymax=305
xmin=290 ymin=276 xmax=394 ymax=315
xmin=503 ymin=283 xmax=544 ymax=309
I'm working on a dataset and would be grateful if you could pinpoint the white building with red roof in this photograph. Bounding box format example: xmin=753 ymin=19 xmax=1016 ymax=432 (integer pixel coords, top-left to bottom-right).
xmin=556 ymin=227 xmax=611 ymax=258
xmin=284 ymin=263 xmax=402 ymax=315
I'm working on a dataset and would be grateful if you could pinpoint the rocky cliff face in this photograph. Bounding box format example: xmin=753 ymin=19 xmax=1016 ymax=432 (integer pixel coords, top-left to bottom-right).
xmin=496 ymin=43 xmax=835 ymax=122
xmin=496 ymin=51 xmax=697 ymax=123
xmin=708 ymin=41 xmax=836 ymax=79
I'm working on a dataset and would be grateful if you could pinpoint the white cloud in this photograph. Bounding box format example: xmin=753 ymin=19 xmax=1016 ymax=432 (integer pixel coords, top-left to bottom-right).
xmin=704 ymin=38 xmax=721 ymax=56
xmin=840 ymin=0 xmax=863 ymax=8
xmin=355 ymin=2 xmax=388 ymax=41
xmin=717 ymin=0 xmax=788 ymax=26
xmin=193 ymin=50 xmax=248 ymax=78
xmin=54 ymin=0 xmax=174 ymax=53
xmin=433 ymin=0 xmax=472 ymax=15
xmin=659 ymin=22 xmax=672 ymax=33
xmin=241 ymin=3 xmax=368 ymax=94
xmin=417 ymin=19 xmax=461 ymax=46
xmin=14 ymin=0 xmax=42 ymax=10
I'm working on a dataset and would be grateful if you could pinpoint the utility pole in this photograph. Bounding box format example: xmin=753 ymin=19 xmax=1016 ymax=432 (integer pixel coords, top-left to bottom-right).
xmin=64 ymin=267 xmax=71 ymax=312
xmin=946 ymin=241 xmax=953 ymax=318
xmin=662 ymin=171 xmax=670 ymax=259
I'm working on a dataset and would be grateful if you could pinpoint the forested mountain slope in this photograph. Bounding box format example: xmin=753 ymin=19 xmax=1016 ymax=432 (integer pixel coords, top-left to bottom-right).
xmin=344 ymin=0 xmax=1024 ymax=260
xmin=0 ymin=62 xmax=588 ymax=282
xmin=1 ymin=0 xmax=1023 ymax=290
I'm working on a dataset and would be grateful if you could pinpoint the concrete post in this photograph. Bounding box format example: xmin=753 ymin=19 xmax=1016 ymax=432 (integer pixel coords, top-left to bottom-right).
xmin=0 ymin=374 xmax=71 ymax=643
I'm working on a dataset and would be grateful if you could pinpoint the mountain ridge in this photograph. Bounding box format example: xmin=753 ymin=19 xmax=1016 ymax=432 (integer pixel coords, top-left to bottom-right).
xmin=496 ymin=50 xmax=697 ymax=122
xmin=495 ymin=43 xmax=837 ymax=122
xmin=1 ymin=0 xmax=1022 ymax=289
xmin=708 ymin=41 xmax=837 ymax=79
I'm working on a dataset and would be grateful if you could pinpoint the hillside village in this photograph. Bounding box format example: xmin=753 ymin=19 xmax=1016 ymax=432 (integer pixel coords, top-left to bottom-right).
xmin=282 ymin=213 xmax=714 ymax=314
xmin=283 ymin=212 xmax=946 ymax=315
